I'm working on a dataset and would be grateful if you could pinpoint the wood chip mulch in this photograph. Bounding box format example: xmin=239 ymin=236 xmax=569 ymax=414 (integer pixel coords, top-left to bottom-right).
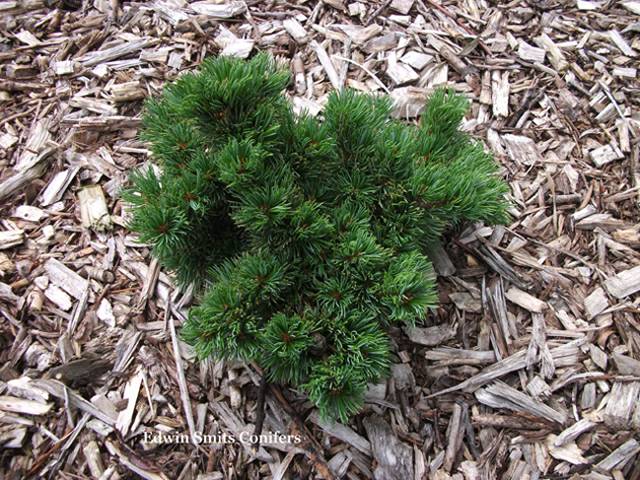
xmin=2 ymin=0 xmax=640 ymax=479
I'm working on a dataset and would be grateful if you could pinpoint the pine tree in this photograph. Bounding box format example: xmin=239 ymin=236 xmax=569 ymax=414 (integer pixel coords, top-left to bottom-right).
xmin=123 ymin=53 xmax=510 ymax=423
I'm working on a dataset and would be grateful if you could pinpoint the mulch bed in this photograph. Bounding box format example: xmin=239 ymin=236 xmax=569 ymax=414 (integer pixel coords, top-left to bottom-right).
xmin=1 ymin=0 xmax=640 ymax=479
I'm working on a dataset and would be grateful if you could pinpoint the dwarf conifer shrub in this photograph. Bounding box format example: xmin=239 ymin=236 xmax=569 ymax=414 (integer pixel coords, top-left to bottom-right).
xmin=123 ymin=54 xmax=509 ymax=422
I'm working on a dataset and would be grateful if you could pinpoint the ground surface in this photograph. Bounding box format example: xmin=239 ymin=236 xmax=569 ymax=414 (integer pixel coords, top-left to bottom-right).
xmin=1 ymin=0 xmax=640 ymax=479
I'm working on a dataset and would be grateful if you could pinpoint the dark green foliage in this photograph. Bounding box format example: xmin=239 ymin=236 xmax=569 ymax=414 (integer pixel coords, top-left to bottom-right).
xmin=123 ymin=53 xmax=510 ymax=423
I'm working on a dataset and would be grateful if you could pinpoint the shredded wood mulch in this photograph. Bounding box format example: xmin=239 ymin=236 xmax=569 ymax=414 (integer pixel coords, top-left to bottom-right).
xmin=1 ymin=0 xmax=640 ymax=478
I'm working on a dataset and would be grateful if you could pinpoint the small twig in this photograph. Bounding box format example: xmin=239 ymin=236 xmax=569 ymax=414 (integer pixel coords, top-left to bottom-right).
xmin=242 ymin=1 xmax=262 ymax=45
xmin=366 ymin=0 xmax=392 ymax=25
xmin=0 ymin=105 xmax=37 ymax=127
xmin=332 ymin=56 xmax=391 ymax=94
xmin=599 ymin=79 xmax=637 ymax=137
xmin=433 ymin=409 xmax=444 ymax=450
xmin=507 ymin=85 xmax=544 ymax=128
xmin=168 ymin=305 xmax=201 ymax=450
xmin=109 ymin=286 xmax=142 ymax=294
xmin=452 ymin=238 xmax=485 ymax=265
xmin=89 ymin=284 xmax=113 ymax=313
xmin=457 ymin=400 xmax=481 ymax=458
xmin=26 ymin=429 xmax=74 ymax=477
xmin=251 ymin=372 xmax=268 ymax=451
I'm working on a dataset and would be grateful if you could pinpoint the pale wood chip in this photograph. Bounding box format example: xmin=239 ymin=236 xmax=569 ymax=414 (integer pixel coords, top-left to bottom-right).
xmin=518 ymin=40 xmax=546 ymax=63
xmin=116 ymin=366 xmax=143 ymax=436
xmin=309 ymin=40 xmax=342 ymax=91
xmin=547 ymin=434 xmax=588 ymax=465
xmin=576 ymin=213 xmax=628 ymax=231
xmin=613 ymin=66 xmax=638 ymax=77
xmin=555 ymin=417 xmax=600 ymax=446
xmin=0 ymin=395 xmax=52 ymax=415
xmin=35 ymin=379 xmax=116 ymax=425
xmin=400 ymin=51 xmax=433 ymax=70
xmin=0 ymin=230 xmax=23 ymax=250
xmin=501 ymin=134 xmax=543 ymax=166
xmin=425 ymin=347 xmax=495 ymax=365
xmin=390 ymin=0 xmax=414 ymax=15
xmin=505 ymin=287 xmax=547 ymax=313
xmin=386 ymin=61 xmax=419 ymax=86
xmin=604 ymin=265 xmax=640 ymax=298
xmin=79 ymin=39 xmax=151 ymax=67
xmin=168 ymin=308 xmax=198 ymax=447
xmin=44 ymin=258 xmax=87 ymax=300
xmin=534 ymin=33 xmax=569 ymax=73
xmin=583 ymin=287 xmax=609 ymax=319
xmin=83 ymin=441 xmax=106 ymax=479
xmin=589 ymin=143 xmax=624 ymax=167
xmin=78 ymin=185 xmax=112 ymax=232
xmin=283 ymin=18 xmax=310 ymax=44
xmin=336 ymin=24 xmax=382 ymax=44
xmin=152 ymin=0 xmax=189 ymax=26
xmin=609 ymin=30 xmax=637 ymax=57
xmin=44 ymin=284 xmax=73 ymax=311
xmin=189 ymin=0 xmax=245 ymax=17
xmin=429 ymin=338 xmax=587 ymax=397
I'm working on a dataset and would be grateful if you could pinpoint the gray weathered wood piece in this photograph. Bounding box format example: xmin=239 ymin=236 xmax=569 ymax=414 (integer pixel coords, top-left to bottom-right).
xmin=309 ymin=412 xmax=371 ymax=455
xmin=40 ymin=166 xmax=81 ymax=206
xmin=363 ymin=416 xmax=413 ymax=480
xmin=603 ymin=381 xmax=640 ymax=431
xmin=0 ymin=230 xmax=24 ymax=250
xmin=609 ymin=29 xmax=637 ymax=57
xmin=425 ymin=347 xmax=496 ymax=364
xmin=44 ymin=258 xmax=87 ymax=300
xmin=527 ymin=312 xmax=555 ymax=379
xmin=429 ymin=338 xmax=587 ymax=397
xmin=79 ymin=39 xmax=151 ymax=66
xmin=33 ymin=379 xmax=115 ymax=426
xmin=443 ymin=403 xmax=464 ymax=472
xmin=0 ymin=147 xmax=54 ymax=202
xmin=518 ymin=40 xmax=546 ymax=63
xmin=554 ymin=417 xmax=599 ymax=446
xmin=283 ymin=18 xmax=309 ymax=44
xmin=583 ymin=287 xmax=609 ymax=319
xmin=596 ymin=438 xmax=640 ymax=471
xmin=476 ymin=381 xmax=567 ymax=424
xmin=501 ymin=134 xmax=543 ymax=167
xmin=406 ymin=322 xmax=457 ymax=347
